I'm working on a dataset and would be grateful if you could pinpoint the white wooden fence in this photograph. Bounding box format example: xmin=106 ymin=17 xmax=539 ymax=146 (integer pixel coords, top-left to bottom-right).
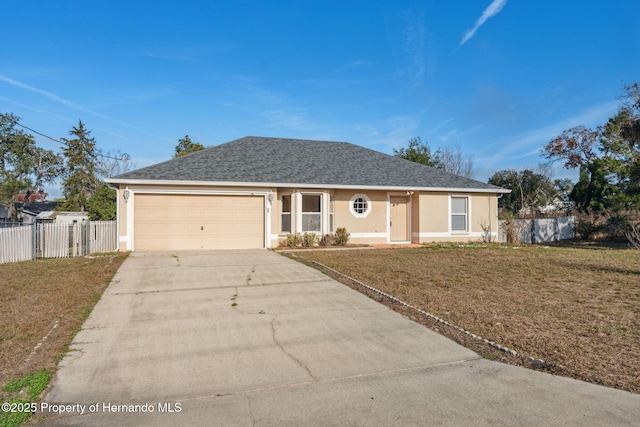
xmin=498 ymin=216 xmax=575 ymax=244
xmin=0 ymin=225 xmax=35 ymax=264
xmin=0 ymin=221 xmax=117 ymax=264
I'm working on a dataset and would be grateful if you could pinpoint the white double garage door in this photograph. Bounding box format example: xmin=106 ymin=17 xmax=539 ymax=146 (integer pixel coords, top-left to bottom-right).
xmin=133 ymin=193 xmax=265 ymax=250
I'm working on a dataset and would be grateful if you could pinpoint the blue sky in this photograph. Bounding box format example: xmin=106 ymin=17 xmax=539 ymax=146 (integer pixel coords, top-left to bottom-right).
xmin=2 ymin=1 xmax=639 ymax=197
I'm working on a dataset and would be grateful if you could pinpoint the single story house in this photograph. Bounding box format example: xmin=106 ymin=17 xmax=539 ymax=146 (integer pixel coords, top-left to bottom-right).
xmin=105 ymin=136 xmax=510 ymax=251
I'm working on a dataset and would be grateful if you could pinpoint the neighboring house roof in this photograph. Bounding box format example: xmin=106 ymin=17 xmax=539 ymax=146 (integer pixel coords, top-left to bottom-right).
xmin=20 ymin=202 xmax=61 ymax=220
xmin=107 ymin=136 xmax=509 ymax=193
xmin=35 ymin=211 xmax=57 ymax=220
xmin=20 ymin=202 xmax=61 ymax=214
xmin=34 ymin=211 xmax=88 ymax=219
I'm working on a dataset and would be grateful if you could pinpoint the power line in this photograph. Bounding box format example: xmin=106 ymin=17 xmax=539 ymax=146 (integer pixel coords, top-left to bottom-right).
xmin=14 ymin=121 xmax=130 ymax=162
xmin=15 ymin=122 xmax=62 ymax=144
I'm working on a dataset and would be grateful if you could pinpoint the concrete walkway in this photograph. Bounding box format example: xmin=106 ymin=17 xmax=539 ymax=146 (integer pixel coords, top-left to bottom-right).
xmin=40 ymin=250 xmax=640 ymax=426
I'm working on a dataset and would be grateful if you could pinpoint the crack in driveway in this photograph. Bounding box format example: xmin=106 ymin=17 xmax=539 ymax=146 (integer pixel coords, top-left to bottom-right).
xmin=245 ymin=394 xmax=257 ymax=426
xmin=246 ymin=265 xmax=256 ymax=286
xmin=270 ymin=315 xmax=318 ymax=382
xmin=107 ymin=279 xmax=333 ymax=296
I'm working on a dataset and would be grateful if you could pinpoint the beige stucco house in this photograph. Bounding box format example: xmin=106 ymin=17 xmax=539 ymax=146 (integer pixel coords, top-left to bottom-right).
xmin=105 ymin=136 xmax=509 ymax=251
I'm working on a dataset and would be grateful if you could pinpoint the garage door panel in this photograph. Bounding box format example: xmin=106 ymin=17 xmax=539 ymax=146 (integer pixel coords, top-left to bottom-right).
xmin=134 ymin=194 xmax=264 ymax=250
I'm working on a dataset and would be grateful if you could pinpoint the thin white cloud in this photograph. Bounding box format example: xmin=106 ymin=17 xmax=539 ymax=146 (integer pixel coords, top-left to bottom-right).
xmin=357 ymin=115 xmax=420 ymax=150
xmin=0 ymin=95 xmax=72 ymax=122
xmin=428 ymin=118 xmax=454 ymax=133
xmin=476 ymin=100 xmax=619 ymax=168
xmin=403 ymin=11 xmax=427 ymax=77
xmin=0 ymin=73 xmax=167 ymax=142
xmin=263 ymin=109 xmax=314 ymax=132
xmin=460 ymin=0 xmax=507 ymax=46
xmin=0 ymin=73 xmax=86 ymax=110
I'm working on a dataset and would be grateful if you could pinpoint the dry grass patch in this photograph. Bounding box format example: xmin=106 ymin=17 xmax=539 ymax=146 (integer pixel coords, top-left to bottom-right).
xmin=294 ymin=244 xmax=640 ymax=393
xmin=0 ymin=254 xmax=128 ymax=387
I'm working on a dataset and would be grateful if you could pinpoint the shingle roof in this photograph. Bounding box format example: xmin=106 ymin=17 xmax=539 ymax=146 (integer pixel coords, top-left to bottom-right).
xmin=107 ymin=136 xmax=507 ymax=192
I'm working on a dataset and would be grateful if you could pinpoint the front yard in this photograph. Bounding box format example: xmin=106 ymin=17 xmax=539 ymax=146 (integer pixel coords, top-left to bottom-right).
xmin=292 ymin=243 xmax=640 ymax=393
xmin=0 ymin=254 xmax=128 ymax=426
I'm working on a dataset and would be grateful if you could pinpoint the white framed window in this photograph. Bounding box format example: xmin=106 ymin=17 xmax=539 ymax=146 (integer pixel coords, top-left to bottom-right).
xmin=281 ymin=195 xmax=291 ymax=233
xmin=301 ymin=194 xmax=322 ymax=233
xmin=349 ymin=193 xmax=371 ymax=218
xmin=329 ymin=194 xmax=334 ymax=232
xmin=451 ymin=196 xmax=469 ymax=232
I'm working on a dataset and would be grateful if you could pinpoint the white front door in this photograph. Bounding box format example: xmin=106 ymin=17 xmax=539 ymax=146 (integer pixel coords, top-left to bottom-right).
xmin=389 ymin=196 xmax=409 ymax=242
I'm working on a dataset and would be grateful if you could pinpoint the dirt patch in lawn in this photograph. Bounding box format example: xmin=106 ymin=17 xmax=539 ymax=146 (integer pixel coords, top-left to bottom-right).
xmin=288 ymin=243 xmax=640 ymax=394
xmin=0 ymin=254 xmax=128 ymax=387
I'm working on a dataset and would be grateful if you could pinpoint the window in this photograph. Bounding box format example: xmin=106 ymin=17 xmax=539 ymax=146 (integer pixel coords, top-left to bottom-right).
xmin=451 ymin=197 xmax=468 ymax=232
xmin=353 ymin=198 xmax=367 ymax=214
xmin=349 ymin=194 xmax=371 ymax=218
xmin=329 ymin=195 xmax=334 ymax=233
xmin=281 ymin=195 xmax=291 ymax=233
xmin=302 ymin=194 xmax=321 ymax=232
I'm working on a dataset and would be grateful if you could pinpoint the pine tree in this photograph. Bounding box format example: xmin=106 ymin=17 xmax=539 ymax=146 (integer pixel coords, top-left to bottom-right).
xmin=61 ymin=121 xmax=100 ymax=212
xmin=174 ymin=135 xmax=205 ymax=158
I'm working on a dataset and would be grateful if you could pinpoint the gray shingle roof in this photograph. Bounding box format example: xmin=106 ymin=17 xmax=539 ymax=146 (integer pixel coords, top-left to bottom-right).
xmin=108 ymin=136 xmax=507 ymax=192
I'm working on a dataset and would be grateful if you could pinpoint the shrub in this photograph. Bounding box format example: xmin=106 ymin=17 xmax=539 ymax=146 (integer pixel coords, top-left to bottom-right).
xmin=575 ymin=216 xmax=602 ymax=241
xmin=626 ymin=221 xmax=640 ymax=250
xmin=284 ymin=233 xmax=302 ymax=247
xmin=480 ymin=222 xmax=493 ymax=243
xmin=319 ymin=233 xmax=336 ymax=247
xmin=603 ymin=211 xmax=632 ymax=238
xmin=334 ymin=227 xmax=350 ymax=246
xmin=500 ymin=217 xmax=525 ymax=244
xmin=301 ymin=232 xmax=317 ymax=247
xmin=573 ymin=210 xmax=640 ymax=242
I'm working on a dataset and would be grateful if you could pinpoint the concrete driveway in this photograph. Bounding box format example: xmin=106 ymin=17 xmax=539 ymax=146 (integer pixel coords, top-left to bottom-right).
xmin=41 ymin=250 xmax=640 ymax=426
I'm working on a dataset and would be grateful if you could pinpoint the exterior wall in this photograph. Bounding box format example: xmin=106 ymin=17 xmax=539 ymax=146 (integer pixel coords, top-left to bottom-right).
xmin=415 ymin=192 xmax=498 ymax=243
xmin=117 ymin=186 xmax=127 ymax=251
xmin=411 ymin=191 xmax=420 ymax=243
xmin=470 ymin=193 xmax=498 ymax=237
xmin=270 ymin=188 xmax=287 ymax=247
xmin=112 ymin=182 xmax=500 ymax=250
xmin=418 ymin=192 xmax=449 ymax=234
xmin=271 ymin=188 xmax=394 ymax=244
xmin=333 ymin=190 xmax=389 ymax=244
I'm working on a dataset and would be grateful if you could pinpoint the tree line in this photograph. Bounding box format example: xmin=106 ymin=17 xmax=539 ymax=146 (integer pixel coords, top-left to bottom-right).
xmin=393 ymin=136 xmax=562 ymax=216
xmin=0 ymin=114 xmax=131 ymax=221
xmin=544 ymin=83 xmax=640 ymax=213
xmin=5 ymin=82 xmax=637 ymax=227
xmin=394 ymin=82 xmax=640 ymax=222
xmin=0 ymin=112 xmax=205 ymax=222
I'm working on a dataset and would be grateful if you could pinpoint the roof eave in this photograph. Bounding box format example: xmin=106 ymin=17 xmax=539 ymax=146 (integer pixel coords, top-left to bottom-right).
xmin=104 ymin=178 xmax=511 ymax=194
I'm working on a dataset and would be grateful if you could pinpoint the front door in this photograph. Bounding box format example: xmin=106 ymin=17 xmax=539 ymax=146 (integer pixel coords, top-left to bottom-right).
xmin=389 ymin=196 xmax=409 ymax=242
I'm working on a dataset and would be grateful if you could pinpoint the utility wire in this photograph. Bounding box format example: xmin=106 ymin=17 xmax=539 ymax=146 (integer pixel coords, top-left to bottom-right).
xmin=14 ymin=121 xmax=131 ymax=162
